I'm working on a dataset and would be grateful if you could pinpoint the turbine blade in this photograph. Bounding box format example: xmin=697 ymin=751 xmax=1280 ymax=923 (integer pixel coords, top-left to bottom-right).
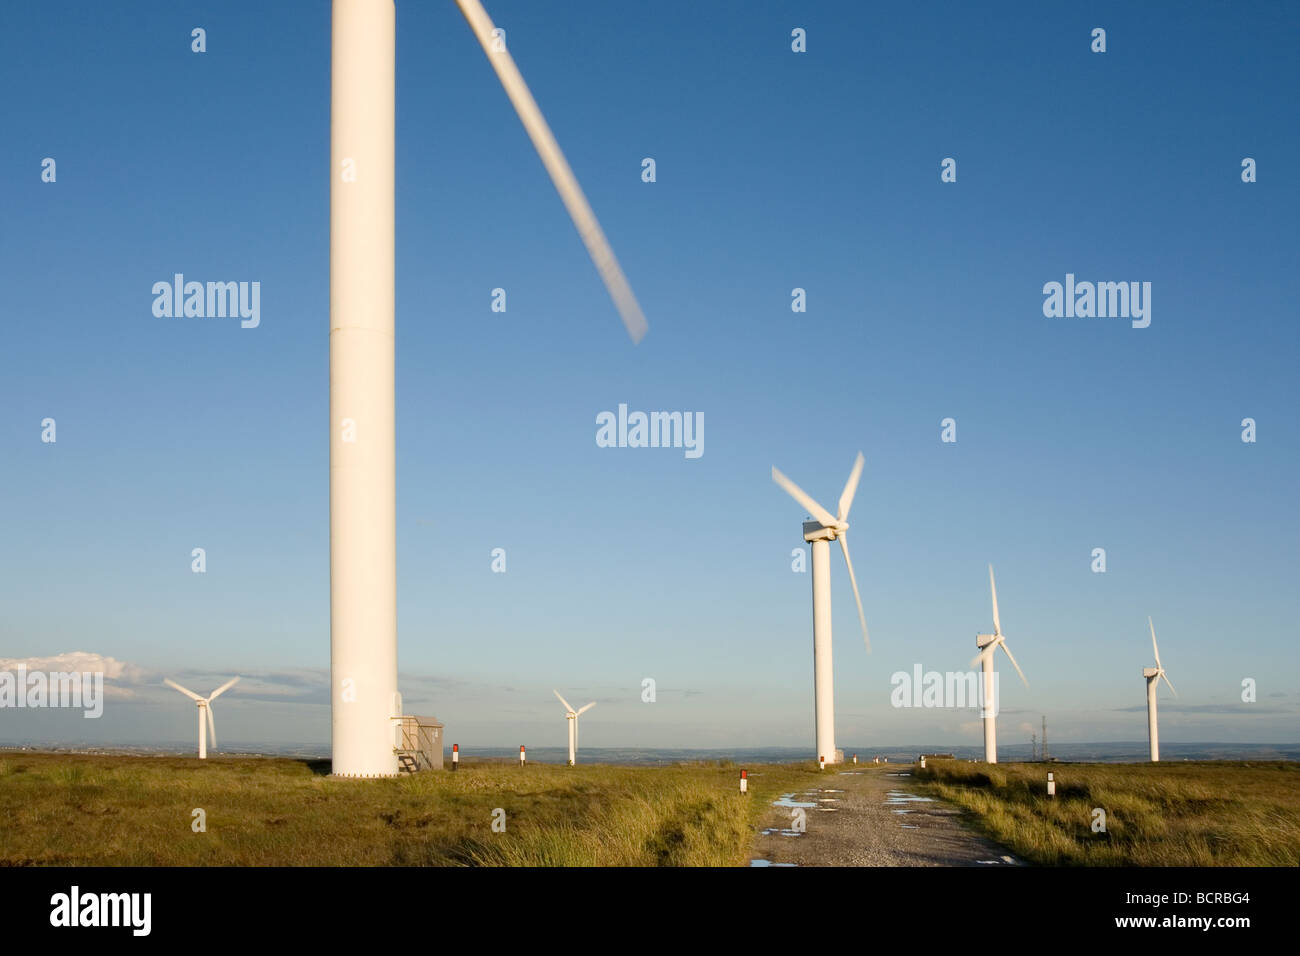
xmin=208 ymin=676 xmax=240 ymax=701
xmin=454 ymin=0 xmax=648 ymax=344
xmin=577 ymin=702 xmax=596 ymax=715
xmin=553 ymin=689 xmax=574 ymax=714
xmin=771 ymin=466 xmax=838 ymax=529
xmin=989 ymin=565 xmax=1001 ymax=637
xmin=206 ymin=705 xmax=217 ymax=750
xmin=164 ymin=678 xmax=202 ymax=701
xmin=836 ymin=452 xmax=865 ymax=523
xmin=1149 ymin=617 xmax=1163 ymax=670
xmin=970 ymin=645 xmax=993 ymax=670
xmin=837 ymin=533 xmax=870 ymax=652
xmin=1161 ymin=671 xmax=1177 ymax=697
xmin=998 ymin=639 xmax=1029 ymax=688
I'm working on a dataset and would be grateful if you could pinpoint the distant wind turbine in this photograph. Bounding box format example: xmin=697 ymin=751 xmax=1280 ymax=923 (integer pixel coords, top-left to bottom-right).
xmin=1143 ymin=617 xmax=1177 ymax=762
xmin=553 ymin=690 xmax=596 ymax=766
xmin=772 ymin=452 xmax=870 ymax=765
xmin=969 ymin=565 xmax=1028 ymax=764
xmin=165 ymin=677 xmax=240 ymax=759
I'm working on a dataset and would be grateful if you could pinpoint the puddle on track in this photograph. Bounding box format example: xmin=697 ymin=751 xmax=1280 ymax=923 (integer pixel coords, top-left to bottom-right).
xmin=772 ymin=793 xmax=817 ymax=808
xmin=761 ymin=828 xmax=804 ymax=837
xmin=885 ymin=791 xmax=935 ymax=805
xmin=750 ymin=859 xmax=797 ymax=867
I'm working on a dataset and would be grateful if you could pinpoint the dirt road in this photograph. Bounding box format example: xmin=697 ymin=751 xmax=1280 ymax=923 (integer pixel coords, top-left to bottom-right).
xmin=749 ymin=764 xmax=1020 ymax=866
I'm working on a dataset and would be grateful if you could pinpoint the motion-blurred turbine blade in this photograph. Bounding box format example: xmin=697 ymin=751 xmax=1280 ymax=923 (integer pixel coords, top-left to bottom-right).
xmin=1149 ymin=617 xmax=1163 ymax=670
xmin=837 ymin=452 xmax=865 ymax=523
xmin=989 ymin=565 xmax=1002 ymax=637
xmin=970 ymin=645 xmax=993 ymax=670
xmin=208 ymin=676 xmax=240 ymax=701
xmin=1160 ymin=671 xmax=1177 ymax=697
xmin=577 ymin=702 xmax=596 ymax=715
xmin=206 ymin=705 xmax=217 ymax=750
xmin=771 ymin=466 xmax=838 ymax=529
xmin=164 ymin=678 xmax=202 ymax=701
xmin=553 ymin=689 xmax=574 ymax=714
xmin=837 ymin=533 xmax=870 ymax=652
xmin=998 ymin=638 xmax=1029 ymax=688
xmin=454 ymin=0 xmax=648 ymax=344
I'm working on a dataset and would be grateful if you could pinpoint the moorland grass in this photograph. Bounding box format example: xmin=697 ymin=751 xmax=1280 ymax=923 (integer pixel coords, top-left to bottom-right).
xmin=916 ymin=759 xmax=1300 ymax=866
xmin=0 ymin=752 xmax=817 ymax=867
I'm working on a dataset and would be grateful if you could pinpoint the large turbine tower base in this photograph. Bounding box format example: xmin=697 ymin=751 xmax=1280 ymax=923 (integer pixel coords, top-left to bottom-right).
xmin=329 ymin=0 xmax=399 ymax=778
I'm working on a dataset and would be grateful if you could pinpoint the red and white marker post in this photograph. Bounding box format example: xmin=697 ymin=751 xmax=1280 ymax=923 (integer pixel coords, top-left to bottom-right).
xmin=740 ymin=769 xmax=748 ymax=793
xmin=451 ymin=743 xmax=459 ymax=771
xmin=818 ymin=754 xmax=825 ymax=770
xmin=519 ymin=745 xmax=526 ymax=766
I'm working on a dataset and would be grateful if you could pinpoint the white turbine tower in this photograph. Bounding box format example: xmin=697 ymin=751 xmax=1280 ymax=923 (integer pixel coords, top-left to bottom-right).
xmin=554 ymin=690 xmax=596 ymax=766
xmin=1144 ymin=617 xmax=1177 ymax=762
xmin=771 ymin=452 xmax=870 ymax=765
xmin=330 ymin=0 xmax=647 ymax=777
xmin=164 ymin=677 xmax=240 ymax=760
xmin=970 ymin=565 xmax=1027 ymax=764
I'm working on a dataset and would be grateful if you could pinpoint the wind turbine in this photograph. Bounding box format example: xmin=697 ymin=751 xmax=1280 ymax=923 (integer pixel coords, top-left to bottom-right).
xmin=771 ymin=452 xmax=870 ymax=765
xmin=969 ymin=565 xmax=1027 ymax=764
xmin=1143 ymin=617 xmax=1177 ymax=762
xmin=330 ymin=0 xmax=647 ymax=777
xmin=553 ymin=690 xmax=596 ymax=766
xmin=164 ymin=677 xmax=240 ymax=759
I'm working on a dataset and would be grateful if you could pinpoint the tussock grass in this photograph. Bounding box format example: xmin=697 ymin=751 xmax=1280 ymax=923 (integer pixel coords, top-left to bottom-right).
xmin=0 ymin=753 xmax=816 ymax=867
xmin=917 ymin=760 xmax=1300 ymax=866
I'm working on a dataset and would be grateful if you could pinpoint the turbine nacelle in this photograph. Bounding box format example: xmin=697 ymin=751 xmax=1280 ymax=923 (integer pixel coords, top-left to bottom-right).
xmin=802 ymin=520 xmax=847 ymax=542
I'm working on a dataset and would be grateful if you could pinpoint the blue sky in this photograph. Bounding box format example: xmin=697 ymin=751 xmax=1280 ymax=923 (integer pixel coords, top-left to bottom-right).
xmin=1 ymin=1 xmax=1297 ymax=752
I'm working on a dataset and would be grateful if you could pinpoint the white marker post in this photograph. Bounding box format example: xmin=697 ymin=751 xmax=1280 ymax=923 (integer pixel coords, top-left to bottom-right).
xmin=818 ymin=754 xmax=826 ymax=770
xmin=920 ymin=756 xmax=927 ymax=769
xmin=1047 ymin=772 xmax=1056 ymax=796
xmin=452 ymin=743 xmax=459 ymax=771
xmin=519 ymin=745 xmax=526 ymax=766
xmin=740 ymin=769 xmax=748 ymax=794
xmin=852 ymin=754 xmax=858 ymax=765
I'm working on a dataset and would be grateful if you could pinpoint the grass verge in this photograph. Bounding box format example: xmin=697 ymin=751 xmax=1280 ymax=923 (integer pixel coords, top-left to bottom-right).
xmin=915 ymin=759 xmax=1300 ymax=866
xmin=0 ymin=753 xmax=818 ymax=866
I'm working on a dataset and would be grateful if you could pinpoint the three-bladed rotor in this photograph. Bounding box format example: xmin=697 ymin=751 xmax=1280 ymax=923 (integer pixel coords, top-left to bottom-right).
xmin=970 ymin=565 xmax=1029 ymax=687
xmin=771 ymin=452 xmax=870 ymax=651
xmin=165 ymin=676 xmax=240 ymax=749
